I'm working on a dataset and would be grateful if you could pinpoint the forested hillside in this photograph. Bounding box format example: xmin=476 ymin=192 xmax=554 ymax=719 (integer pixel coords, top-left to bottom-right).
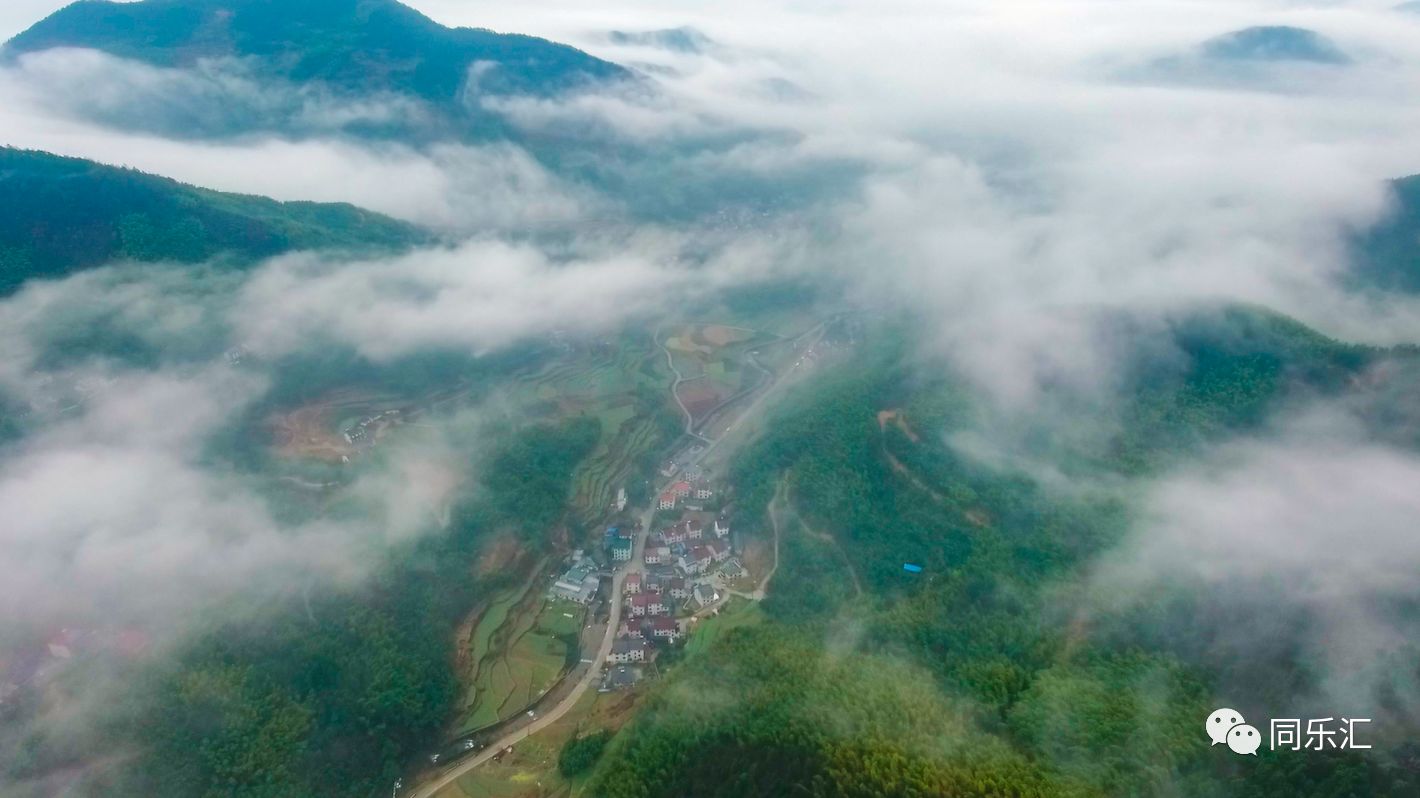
xmin=1352 ymin=174 xmax=1420 ymax=293
xmin=589 ymin=310 xmax=1417 ymax=797
xmin=3 ymin=419 xmax=597 ymax=798
xmin=3 ymin=0 xmax=629 ymax=140
xmin=0 ymin=148 xmax=425 ymax=293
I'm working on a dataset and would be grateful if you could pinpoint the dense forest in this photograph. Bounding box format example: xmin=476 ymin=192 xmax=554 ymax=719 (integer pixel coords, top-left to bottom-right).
xmin=0 ymin=148 xmax=426 ymax=293
xmin=588 ymin=310 xmax=1417 ymax=797
xmin=2 ymin=0 xmax=629 ymax=143
xmin=3 ymin=0 xmax=629 ymax=102
xmin=0 ymin=418 xmax=597 ymax=798
xmin=1351 ymin=174 xmax=1420 ymax=294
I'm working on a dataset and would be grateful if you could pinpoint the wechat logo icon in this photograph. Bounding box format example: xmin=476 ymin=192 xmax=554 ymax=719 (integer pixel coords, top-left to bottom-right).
xmin=1207 ymin=708 xmax=1260 ymax=755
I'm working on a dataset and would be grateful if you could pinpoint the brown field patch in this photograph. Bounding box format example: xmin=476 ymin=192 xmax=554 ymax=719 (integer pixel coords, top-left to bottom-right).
xmin=268 ymin=404 xmax=354 ymax=461
xmin=740 ymin=536 xmax=773 ymax=585
xmin=701 ymin=324 xmax=752 ymax=347
xmin=678 ymin=381 xmax=725 ymax=419
xmin=964 ymin=509 xmax=992 ymax=528
xmin=876 ymin=409 xmax=922 ymax=443
xmin=665 ymin=329 xmax=713 ymax=355
xmin=476 ymin=536 xmax=524 ymax=577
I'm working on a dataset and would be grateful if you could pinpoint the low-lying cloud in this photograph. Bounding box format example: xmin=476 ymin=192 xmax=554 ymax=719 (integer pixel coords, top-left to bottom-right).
xmin=1090 ymin=404 xmax=1420 ymax=719
xmin=7 ymin=0 xmax=1420 ymax=774
xmin=0 ymin=50 xmax=595 ymax=232
xmin=233 ymin=239 xmax=682 ymax=360
xmin=0 ymin=359 xmax=468 ymax=645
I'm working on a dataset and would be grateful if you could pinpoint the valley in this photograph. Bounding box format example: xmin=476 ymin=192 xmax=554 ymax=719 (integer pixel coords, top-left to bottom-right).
xmin=4 ymin=1 xmax=1420 ymax=797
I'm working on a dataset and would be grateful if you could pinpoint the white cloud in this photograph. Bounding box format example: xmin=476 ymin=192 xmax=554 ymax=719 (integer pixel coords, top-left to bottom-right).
xmin=229 ymin=229 xmax=802 ymax=360
xmin=1089 ymin=406 xmax=1420 ymax=714
xmin=10 ymin=0 xmax=1420 ymax=757
xmin=0 ymin=50 xmax=593 ymax=232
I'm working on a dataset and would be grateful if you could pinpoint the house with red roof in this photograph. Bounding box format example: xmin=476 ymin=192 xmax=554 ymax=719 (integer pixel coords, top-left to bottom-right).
xmin=629 ymin=593 xmax=668 ymax=617
xmin=644 ymin=616 xmax=680 ymax=641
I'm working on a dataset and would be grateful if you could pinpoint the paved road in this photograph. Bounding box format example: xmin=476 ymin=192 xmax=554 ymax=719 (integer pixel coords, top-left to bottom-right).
xmin=699 ymin=320 xmax=827 ymax=472
xmin=655 ymin=326 xmax=713 ymax=444
xmin=406 ymin=320 xmax=826 ymax=798
xmin=408 ymin=498 xmax=660 ymax=798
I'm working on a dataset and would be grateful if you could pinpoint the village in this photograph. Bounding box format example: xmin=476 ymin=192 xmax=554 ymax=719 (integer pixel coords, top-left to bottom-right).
xmin=405 ymin=318 xmax=827 ymax=795
xmin=546 ymin=466 xmax=748 ymax=695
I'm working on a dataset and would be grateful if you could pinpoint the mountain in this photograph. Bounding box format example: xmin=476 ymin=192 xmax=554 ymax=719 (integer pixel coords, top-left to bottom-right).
xmin=1132 ymin=25 xmax=1352 ymax=89
xmin=607 ymin=26 xmax=715 ymax=54
xmin=1351 ymin=174 xmax=1420 ymax=293
xmin=1197 ymin=25 xmax=1351 ymax=65
xmin=0 ymin=147 xmax=426 ymax=293
xmin=588 ymin=310 xmax=1412 ymax=798
xmin=3 ymin=0 xmax=630 ymax=139
xmin=0 ymin=1 xmax=844 ymax=223
xmin=4 ymin=0 xmax=628 ymax=99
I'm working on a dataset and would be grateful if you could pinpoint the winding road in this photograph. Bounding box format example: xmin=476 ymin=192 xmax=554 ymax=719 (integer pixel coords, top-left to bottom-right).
xmin=724 ymin=480 xmax=784 ymax=602
xmin=406 ymin=319 xmax=828 ymax=798
xmin=408 ymin=482 xmax=664 ymax=798
xmin=656 ymin=325 xmax=713 ymax=444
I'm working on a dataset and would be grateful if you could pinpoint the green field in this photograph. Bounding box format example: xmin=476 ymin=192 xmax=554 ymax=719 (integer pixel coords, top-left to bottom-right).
xmin=459 ymin=590 xmax=586 ymax=735
xmin=499 ymin=331 xmax=677 ymax=523
xmin=467 ymin=590 xmax=522 ymax=673
xmin=683 ymin=598 xmax=765 ymax=658
xmin=441 ymin=687 xmax=634 ymax=798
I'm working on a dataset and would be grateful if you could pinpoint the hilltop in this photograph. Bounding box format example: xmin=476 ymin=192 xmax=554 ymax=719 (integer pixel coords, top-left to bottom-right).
xmin=1198 ymin=25 xmax=1351 ymax=65
xmin=4 ymin=0 xmax=629 ymax=101
xmin=0 ymin=147 xmax=426 ymax=292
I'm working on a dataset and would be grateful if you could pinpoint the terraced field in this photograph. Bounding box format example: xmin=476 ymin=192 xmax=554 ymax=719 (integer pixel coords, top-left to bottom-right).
xmin=458 ymin=588 xmax=586 ymax=736
xmin=501 ymin=335 xmax=676 ymax=523
xmin=570 ymin=411 xmax=663 ymax=522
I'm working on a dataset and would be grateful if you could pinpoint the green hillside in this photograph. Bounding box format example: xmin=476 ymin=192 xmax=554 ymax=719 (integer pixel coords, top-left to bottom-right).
xmin=1352 ymin=174 xmax=1420 ymax=293
xmin=0 ymin=147 xmax=426 ymax=292
xmin=0 ymin=1 xmax=855 ymax=222
xmin=3 ymin=0 xmax=629 ymax=108
xmin=590 ymin=311 xmax=1416 ymax=797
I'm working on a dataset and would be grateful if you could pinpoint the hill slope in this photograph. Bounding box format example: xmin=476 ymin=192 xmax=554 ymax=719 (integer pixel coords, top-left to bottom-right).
xmin=1351 ymin=173 xmax=1420 ymax=293
xmin=3 ymin=0 xmax=628 ymax=107
xmin=590 ymin=311 xmax=1415 ymax=797
xmin=0 ymin=147 xmax=427 ymax=292
xmin=1198 ymin=25 xmax=1351 ymax=65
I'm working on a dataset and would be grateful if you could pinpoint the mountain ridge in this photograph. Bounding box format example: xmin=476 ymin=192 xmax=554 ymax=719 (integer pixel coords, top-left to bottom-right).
xmin=3 ymin=0 xmax=630 ymax=115
xmin=0 ymin=146 xmax=427 ymax=292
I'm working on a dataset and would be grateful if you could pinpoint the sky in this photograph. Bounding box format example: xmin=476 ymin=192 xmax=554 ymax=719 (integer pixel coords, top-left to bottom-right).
xmin=8 ymin=0 xmax=1420 ymax=767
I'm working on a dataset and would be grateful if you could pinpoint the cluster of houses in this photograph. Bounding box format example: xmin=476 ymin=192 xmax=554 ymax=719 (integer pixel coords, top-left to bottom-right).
xmin=550 ymin=555 xmax=601 ymax=604
xmin=655 ymin=479 xmax=715 ymax=511
xmin=591 ymin=469 xmax=745 ymax=691
xmin=598 ymin=510 xmax=742 ymax=691
xmin=642 ymin=517 xmax=733 ymax=576
xmin=607 ymin=610 xmax=681 ymax=664
xmin=341 ymin=409 xmax=401 ymax=445
xmin=604 ymin=513 xmax=736 ymax=662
